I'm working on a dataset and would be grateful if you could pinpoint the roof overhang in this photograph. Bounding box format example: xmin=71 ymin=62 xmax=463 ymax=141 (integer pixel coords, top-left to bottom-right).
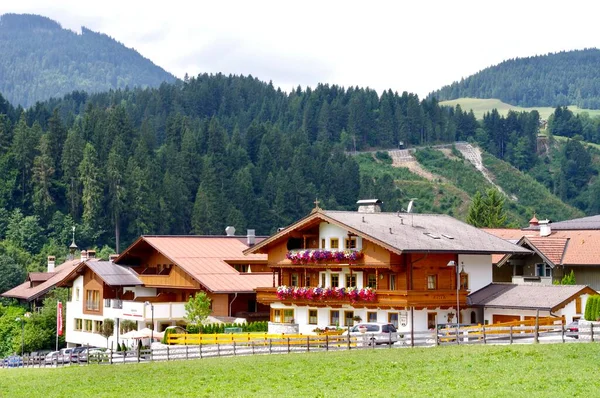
xmin=496 ymin=236 xmax=555 ymax=268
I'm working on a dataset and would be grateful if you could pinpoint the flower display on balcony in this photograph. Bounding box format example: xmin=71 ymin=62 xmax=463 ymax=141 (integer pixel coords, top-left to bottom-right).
xmin=276 ymin=286 xmax=376 ymax=303
xmin=285 ymin=249 xmax=364 ymax=264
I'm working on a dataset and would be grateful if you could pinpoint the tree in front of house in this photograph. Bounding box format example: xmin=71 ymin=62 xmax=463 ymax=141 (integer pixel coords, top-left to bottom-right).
xmin=100 ymin=319 xmax=114 ymax=348
xmin=184 ymin=292 xmax=212 ymax=326
xmin=466 ymin=189 xmax=507 ymax=228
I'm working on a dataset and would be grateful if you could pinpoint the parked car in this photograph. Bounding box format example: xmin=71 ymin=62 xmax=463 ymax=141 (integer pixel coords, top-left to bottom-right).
xmin=4 ymin=355 xmax=23 ymax=368
xmin=70 ymin=346 xmax=90 ymax=363
xmin=59 ymin=348 xmax=73 ymax=363
xmin=343 ymin=322 xmax=399 ymax=345
xmin=566 ymin=320 xmax=579 ymax=339
xmin=45 ymin=351 xmax=61 ymax=363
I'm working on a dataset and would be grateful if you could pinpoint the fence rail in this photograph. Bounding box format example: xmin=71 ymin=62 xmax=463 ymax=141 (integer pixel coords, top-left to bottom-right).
xmin=2 ymin=322 xmax=596 ymax=369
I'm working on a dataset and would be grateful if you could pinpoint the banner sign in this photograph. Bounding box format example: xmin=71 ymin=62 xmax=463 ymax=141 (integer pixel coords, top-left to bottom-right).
xmin=57 ymin=301 xmax=63 ymax=336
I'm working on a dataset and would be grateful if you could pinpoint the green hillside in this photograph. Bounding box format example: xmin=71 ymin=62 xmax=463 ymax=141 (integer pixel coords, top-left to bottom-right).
xmin=432 ymin=48 xmax=600 ymax=109
xmin=440 ymin=98 xmax=600 ymax=120
xmin=0 ymin=14 xmax=176 ymax=107
xmin=356 ymin=146 xmax=584 ymax=226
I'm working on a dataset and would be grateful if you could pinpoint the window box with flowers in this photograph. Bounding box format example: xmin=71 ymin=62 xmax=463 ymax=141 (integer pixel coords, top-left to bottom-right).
xmin=285 ymin=249 xmax=364 ymax=264
xmin=276 ymin=286 xmax=376 ymax=303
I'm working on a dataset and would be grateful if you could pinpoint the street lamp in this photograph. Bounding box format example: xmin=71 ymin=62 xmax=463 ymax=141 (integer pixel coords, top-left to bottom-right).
xmin=447 ymin=261 xmax=460 ymax=325
xmin=145 ymin=301 xmax=154 ymax=343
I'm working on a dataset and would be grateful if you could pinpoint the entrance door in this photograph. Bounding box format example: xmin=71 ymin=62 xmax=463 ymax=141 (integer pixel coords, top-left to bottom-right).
xmin=492 ymin=314 xmax=520 ymax=324
xmin=427 ymin=312 xmax=437 ymax=330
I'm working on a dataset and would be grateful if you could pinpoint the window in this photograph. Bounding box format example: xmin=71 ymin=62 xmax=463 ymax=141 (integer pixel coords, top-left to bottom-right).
xmin=427 ymin=275 xmax=437 ymax=290
xmin=291 ymin=273 xmax=299 ymax=287
xmin=273 ymin=309 xmax=282 ymax=323
xmin=309 ymin=309 xmax=318 ymax=325
xmin=345 ymin=274 xmax=356 ymax=287
xmin=460 ymin=271 xmax=469 ymax=290
xmin=345 ymin=237 xmax=357 ymax=249
xmin=86 ymin=290 xmax=100 ymax=311
xmin=330 ymin=238 xmax=339 ymax=249
xmin=367 ymin=274 xmax=377 ymax=288
xmin=321 ymin=273 xmax=326 ymax=287
xmin=330 ymin=273 xmax=339 ymax=287
xmin=388 ymin=313 xmax=399 ymax=328
xmin=74 ymin=318 xmax=83 ymax=331
xmin=233 ymin=264 xmax=248 ymax=272
xmin=344 ymin=311 xmax=354 ymax=327
xmin=94 ymin=320 xmax=103 ymax=333
xmin=427 ymin=312 xmax=437 ymax=330
xmin=536 ymin=263 xmax=552 ymax=278
xmin=321 ymin=239 xmax=325 ymax=249
xmin=390 ymin=274 xmax=396 ymax=290
xmin=84 ymin=319 xmax=93 ymax=332
xmin=104 ymin=298 xmax=111 ymax=307
xmin=367 ymin=312 xmax=377 ymax=323
xmin=75 ymin=288 xmax=80 ymax=301
xmin=330 ymin=310 xmax=340 ymax=326
xmin=306 ymin=275 xmax=311 ymax=287
xmin=283 ymin=309 xmax=295 ymax=323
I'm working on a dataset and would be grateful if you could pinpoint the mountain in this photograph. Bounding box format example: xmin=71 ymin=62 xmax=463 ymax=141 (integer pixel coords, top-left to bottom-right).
xmin=432 ymin=49 xmax=600 ymax=109
xmin=0 ymin=13 xmax=176 ymax=108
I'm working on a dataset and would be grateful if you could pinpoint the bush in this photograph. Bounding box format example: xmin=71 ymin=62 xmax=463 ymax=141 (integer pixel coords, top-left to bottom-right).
xmin=584 ymin=295 xmax=600 ymax=321
xmin=375 ymin=151 xmax=392 ymax=164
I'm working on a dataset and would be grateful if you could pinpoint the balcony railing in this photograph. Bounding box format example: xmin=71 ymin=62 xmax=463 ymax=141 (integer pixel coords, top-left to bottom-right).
xmin=285 ymin=249 xmax=363 ymax=265
xmin=256 ymin=287 xmax=467 ymax=308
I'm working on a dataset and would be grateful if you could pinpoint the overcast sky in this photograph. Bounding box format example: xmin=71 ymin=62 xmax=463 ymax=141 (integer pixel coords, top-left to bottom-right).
xmin=2 ymin=0 xmax=599 ymax=98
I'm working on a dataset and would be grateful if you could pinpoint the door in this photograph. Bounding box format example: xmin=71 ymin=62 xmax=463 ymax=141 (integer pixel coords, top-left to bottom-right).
xmin=492 ymin=314 xmax=520 ymax=324
xmin=427 ymin=312 xmax=437 ymax=329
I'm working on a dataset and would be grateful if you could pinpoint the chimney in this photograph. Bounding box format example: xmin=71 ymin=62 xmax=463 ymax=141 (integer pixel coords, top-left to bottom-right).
xmin=539 ymin=220 xmax=552 ymax=237
xmin=87 ymin=250 xmax=96 ymax=259
xmin=529 ymin=214 xmax=539 ymax=228
xmin=109 ymin=254 xmax=119 ymax=263
xmin=47 ymin=256 xmax=56 ymax=273
xmin=247 ymin=229 xmax=256 ymax=246
xmin=357 ymin=199 xmax=382 ymax=213
xmin=225 ymin=226 xmax=236 ymax=236
xmin=80 ymin=250 xmax=87 ymax=262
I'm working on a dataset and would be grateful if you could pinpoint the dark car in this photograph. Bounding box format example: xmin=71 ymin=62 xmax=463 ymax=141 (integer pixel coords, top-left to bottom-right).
xmin=4 ymin=355 xmax=23 ymax=368
xmin=566 ymin=320 xmax=579 ymax=339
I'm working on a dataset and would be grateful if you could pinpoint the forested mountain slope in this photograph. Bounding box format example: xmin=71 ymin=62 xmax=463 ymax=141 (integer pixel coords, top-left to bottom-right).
xmin=432 ymin=49 xmax=600 ymax=109
xmin=0 ymin=14 xmax=176 ymax=108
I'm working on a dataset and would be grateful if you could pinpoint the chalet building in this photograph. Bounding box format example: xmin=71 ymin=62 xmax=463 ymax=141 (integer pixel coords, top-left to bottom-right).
xmin=245 ymin=200 xmax=530 ymax=334
xmin=2 ymin=233 xmax=273 ymax=348
xmin=486 ymin=215 xmax=600 ymax=291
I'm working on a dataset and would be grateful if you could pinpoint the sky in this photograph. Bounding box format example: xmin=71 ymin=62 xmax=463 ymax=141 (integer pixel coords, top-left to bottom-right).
xmin=1 ymin=0 xmax=599 ymax=98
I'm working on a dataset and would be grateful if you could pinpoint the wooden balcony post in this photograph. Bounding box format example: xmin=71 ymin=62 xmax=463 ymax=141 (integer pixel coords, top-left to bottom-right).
xmin=375 ymin=269 xmax=379 ymax=290
xmin=272 ymin=269 xmax=276 ymax=288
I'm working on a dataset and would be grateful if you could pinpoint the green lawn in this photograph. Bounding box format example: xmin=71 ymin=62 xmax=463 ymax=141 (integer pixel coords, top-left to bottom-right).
xmin=440 ymin=98 xmax=600 ymax=120
xmin=2 ymin=343 xmax=599 ymax=397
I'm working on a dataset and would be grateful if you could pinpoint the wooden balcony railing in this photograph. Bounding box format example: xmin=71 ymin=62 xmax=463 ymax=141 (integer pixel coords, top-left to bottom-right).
xmin=255 ymin=287 xmax=467 ymax=309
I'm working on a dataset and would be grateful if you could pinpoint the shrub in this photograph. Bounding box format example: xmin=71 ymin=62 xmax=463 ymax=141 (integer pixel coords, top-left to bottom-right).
xmin=375 ymin=151 xmax=392 ymax=164
xmin=584 ymin=295 xmax=600 ymax=321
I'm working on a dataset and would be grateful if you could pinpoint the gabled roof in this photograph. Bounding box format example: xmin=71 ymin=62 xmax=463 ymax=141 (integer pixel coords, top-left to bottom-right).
xmin=497 ymin=236 xmax=569 ymax=268
xmin=116 ymin=236 xmax=271 ymax=294
xmin=27 ymin=272 xmax=54 ymax=283
xmin=486 ymin=229 xmax=600 ymax=266
xmin=468 ymin=283 xmax=597 ymax=311
xmin=1 ymin=258 xmax=83 ymax=301
xmin=245 ymin=210 xmax=531 ymax=255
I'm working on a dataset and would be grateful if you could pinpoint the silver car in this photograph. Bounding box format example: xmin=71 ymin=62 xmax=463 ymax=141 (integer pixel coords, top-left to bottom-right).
xmin=344 ymin=322 xmax=399 ymax=345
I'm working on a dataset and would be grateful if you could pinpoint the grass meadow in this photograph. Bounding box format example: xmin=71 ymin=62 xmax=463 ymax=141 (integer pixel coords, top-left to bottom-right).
xmin=440 ymin=98 xmax=600 ymax=120
xmin=2 ymin=343 xmax=600 ymax=397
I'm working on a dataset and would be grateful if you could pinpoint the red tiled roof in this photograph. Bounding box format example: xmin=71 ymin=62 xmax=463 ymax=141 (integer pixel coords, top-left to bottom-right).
xmin=122 ymin=236 xmax=271 ymax=294
xmin=1 ymin=258 xmax=83 ymax=301
xmin=485 ymin=229 xmax=600 ymax=266
xmin=523 ymin=237 xmax=568 ymax=265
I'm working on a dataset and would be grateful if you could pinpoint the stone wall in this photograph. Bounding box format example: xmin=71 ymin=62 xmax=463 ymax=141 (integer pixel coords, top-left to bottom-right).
xmin=268 ymin=322 xmax=299 ymax=334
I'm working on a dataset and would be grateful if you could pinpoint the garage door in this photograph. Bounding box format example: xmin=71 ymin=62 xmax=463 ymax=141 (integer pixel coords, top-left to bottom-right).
xmin=492 ymin=314 xmax=520 ymax=324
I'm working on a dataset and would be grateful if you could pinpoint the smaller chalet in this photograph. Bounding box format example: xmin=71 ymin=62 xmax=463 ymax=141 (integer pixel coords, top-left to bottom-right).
xmin=469 ymin=283 xmax=596 ymax=324
xmin=245 ymin=200 xmax=530 ymax=334
xmin=486 ymin=216 xmax=600 ymax=291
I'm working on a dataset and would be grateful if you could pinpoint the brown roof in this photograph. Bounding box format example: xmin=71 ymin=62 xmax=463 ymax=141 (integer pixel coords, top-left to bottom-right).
xmin=27 ymin=272 xmax=54 ymax=283
xmin=486 ymin=228 xmax=600 ymax=266
xmin=247 ymin=210 xmax=531 ymax=256
xmin=1 ymin=258 xmax=83 ymax=301
xmin=523 ymin=237 xmax=568 ymax=265
xmin=116 ymin=236 xmax=271 ymax=294
xmin=468 ymin=283 xmax=597 ymax=311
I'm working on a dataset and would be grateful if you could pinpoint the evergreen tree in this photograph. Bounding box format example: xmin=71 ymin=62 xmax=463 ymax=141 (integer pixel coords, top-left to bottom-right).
xmin=79 ymin=143 xmax=103 ymax=229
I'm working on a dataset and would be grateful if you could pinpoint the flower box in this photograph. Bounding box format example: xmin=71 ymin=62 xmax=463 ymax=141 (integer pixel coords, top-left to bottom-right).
xmin=286 ymin=249 xmax=364 ymax=264
xmin=276 ymin=286 xmax=376 ymax=303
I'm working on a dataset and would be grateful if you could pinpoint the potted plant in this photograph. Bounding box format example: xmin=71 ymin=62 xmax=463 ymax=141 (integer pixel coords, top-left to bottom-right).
xmin=352 ymin=315 xmax=362 ymax=325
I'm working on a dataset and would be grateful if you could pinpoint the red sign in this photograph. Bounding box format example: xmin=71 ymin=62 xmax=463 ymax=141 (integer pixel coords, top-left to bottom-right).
xmin=57 ymin=301 xmax=63 ymax=336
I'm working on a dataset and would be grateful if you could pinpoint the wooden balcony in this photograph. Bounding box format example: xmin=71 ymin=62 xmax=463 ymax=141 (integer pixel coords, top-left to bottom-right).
xmin=255 ymin=287 xmax=467 ymax=309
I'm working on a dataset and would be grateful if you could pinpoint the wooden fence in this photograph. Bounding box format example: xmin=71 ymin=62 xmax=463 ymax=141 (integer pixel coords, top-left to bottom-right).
xmin=2 ymin=321 xmax=598 ymax=369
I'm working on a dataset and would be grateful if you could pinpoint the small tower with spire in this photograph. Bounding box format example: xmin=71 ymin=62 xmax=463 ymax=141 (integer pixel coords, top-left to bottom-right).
xmin=69 ymin=226 xmax=78 ymax=260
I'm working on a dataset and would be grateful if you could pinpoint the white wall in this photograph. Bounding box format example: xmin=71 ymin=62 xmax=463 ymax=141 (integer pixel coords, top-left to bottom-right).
xmin=458 ymin=254 xmax=493 ymax=292
xmin=319 ymin=223 xmax=362 ymax=250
